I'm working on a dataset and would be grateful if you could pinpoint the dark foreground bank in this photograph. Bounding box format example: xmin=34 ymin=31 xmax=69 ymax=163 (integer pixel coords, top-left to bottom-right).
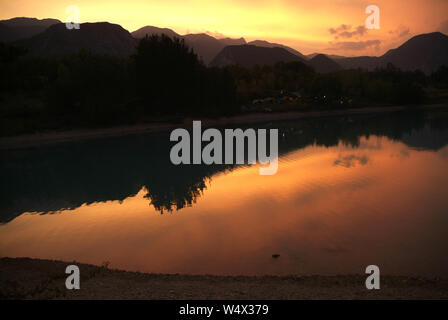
xmin=1 ymin=104 xmax=447 ymax=150
xmin=1 ymin=258 xmax=447 ymax=300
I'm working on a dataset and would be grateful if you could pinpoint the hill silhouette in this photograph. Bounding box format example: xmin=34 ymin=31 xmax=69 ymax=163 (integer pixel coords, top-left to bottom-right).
xmin=381 ymin=32 xmax=448 ymax=74
xmin=131 ymin=25 xmax=181 ymax=39
xmin=248 ymin=40 xmax=307 ymax=60
xmin=0 ymin=16 xmax=446 ymax=72
xmin=308 ymin=54 xmax=342 ymax=73
xmin=219 ymin=37 xmax=246 ymax=46
xmin=0 ymin=17 xmax=60 ymax=42
xmin=338 ymin=32 xmax=448 ymax=74
xmin=307 ymin=53 xmax=346 ymax=60
xmin=182 ymin=33 xmax=225 ymax=64
xmin=18 ymin=22 xmax=137 ymax=57
xmin=210 ymin=45 xmax=305 ymax=67
xmin=131 ymin=26 xmax=245 ymax=64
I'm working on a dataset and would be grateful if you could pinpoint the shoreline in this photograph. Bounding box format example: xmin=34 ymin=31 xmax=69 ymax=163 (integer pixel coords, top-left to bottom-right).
xmin=1 ymin=104 xmax=447 ymax=150
xmin=1 ymin=257 xmax=448 ymax=299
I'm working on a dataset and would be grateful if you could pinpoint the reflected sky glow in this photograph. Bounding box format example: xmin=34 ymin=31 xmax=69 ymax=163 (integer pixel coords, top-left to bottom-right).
xmin=1 ymin=135 xmax=448 ymax=276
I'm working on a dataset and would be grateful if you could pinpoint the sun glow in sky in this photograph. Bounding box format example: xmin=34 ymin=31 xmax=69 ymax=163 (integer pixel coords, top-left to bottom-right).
xmin=1 ymin=0 xmax=448 ymax=56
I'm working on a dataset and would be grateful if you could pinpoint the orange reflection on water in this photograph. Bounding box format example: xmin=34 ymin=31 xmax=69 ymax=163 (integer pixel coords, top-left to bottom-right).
xmin=1 ymin=135 xmax=448 ymax=276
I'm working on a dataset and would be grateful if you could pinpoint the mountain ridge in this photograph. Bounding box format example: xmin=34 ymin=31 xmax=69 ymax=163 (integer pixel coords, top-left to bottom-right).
xmin=247 ymin=40 xmax=307 ymax=60
xmin=131 ymin=26 xmax=245 ymax=64
xmin=0 ymin=17 xmax=61 ymax=42
xmin=210 ymin=45 xmax=306 ymax=68
xmin=17 ymin=22 xmax=137 ymax=57
xmin=337 ymin=32 xmax=448 ymax=74
xmin=308 ymin=54 xmax=342 ymax=73
xmin=2 ymin=17 xmax=447 ymax=73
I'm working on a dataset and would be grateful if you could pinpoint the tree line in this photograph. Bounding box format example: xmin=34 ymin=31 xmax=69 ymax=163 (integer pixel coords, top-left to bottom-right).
xmin=1 ymin=35 xmax=447 ymax=136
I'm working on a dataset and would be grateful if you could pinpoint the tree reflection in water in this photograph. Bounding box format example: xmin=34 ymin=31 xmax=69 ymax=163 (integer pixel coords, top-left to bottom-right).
xmin=1 ymin=109 xmax=448 ymax=222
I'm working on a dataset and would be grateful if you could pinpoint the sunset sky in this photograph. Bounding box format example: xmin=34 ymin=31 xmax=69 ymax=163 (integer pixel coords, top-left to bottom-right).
xmin=1 ymin=0 xmax=448 ymax=56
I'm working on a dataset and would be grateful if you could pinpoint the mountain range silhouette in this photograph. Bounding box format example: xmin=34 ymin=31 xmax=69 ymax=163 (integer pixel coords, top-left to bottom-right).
xmin=1 ymin=17 xmax=447 ymax=74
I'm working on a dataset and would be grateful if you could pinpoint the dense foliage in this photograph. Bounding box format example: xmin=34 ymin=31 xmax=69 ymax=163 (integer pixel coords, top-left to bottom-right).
xmin=1 ymin=36 xmax=447 ymax=136
xmin=226 ymin=62 xmax=430 ymax=107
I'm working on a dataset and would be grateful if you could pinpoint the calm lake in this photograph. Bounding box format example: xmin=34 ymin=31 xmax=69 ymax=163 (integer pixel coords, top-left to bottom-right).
xmin=1 ymin=109 xmax=448 ymax=276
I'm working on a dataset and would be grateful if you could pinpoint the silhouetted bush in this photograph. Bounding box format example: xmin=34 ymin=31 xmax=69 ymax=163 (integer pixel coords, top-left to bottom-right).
xmin=431 ymin=66 xmax=448 ymax=88
xmin=134 ymin=35 xmax=237 ymax=115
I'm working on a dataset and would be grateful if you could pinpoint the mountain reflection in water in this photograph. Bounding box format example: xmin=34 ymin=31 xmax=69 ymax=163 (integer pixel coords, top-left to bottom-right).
xmin=1 ymin=109 xmax=447 ymax=222
xmin=1 ymin=109 xmax=448 ymax=276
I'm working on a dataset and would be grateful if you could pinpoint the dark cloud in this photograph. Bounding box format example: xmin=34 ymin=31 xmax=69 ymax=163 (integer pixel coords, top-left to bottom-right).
xmin=329 ymin=39 xmax=381 ymax=51
xmin=399 ymin=28 xmax=410 ymax=37
xmin=339 ymin=26 xmax=367 ymax=38
xmin=329 ymin=24 xmax=351 ymax=35
xmin=388 ymin=26 xmax=411 ymax=38
xmin=329 ymin=24 xmax=367 ymax=39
